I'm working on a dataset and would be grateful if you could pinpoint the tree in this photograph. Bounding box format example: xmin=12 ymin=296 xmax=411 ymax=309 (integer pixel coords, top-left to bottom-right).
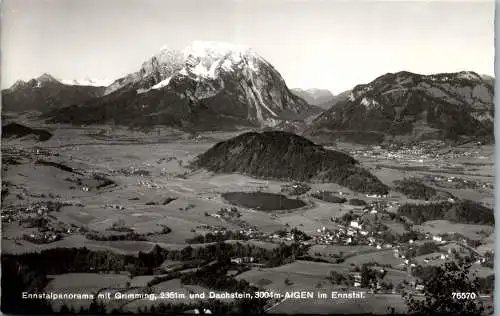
xmin=361 ymin=265 xmax=377 ymax=288
xmin=403 ymin=260 xmax=485 ymax=315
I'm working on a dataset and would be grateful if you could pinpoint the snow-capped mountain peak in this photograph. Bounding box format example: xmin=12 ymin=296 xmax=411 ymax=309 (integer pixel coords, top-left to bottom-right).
xmin=71 ymin=40 xmax=314 ymax=129
xmin=182 ymin=40 xmax=253 ymax=58
xmin=60 ymin=78 xmax=114 ymax=87
xmin=106 ymin=40 xmax=266 ymax=95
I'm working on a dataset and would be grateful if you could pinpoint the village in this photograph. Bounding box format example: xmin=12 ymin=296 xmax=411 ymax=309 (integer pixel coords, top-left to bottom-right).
xmin=346 ymin=143 xmax=479 ymax=165
xmin=1 ymin=201 xmax=86 ymax=244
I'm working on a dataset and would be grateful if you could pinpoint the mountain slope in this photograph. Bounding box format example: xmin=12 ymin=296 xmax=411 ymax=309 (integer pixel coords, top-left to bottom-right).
xmin=2 ymin=74 xmax=105 ymax=113
xmin=45 ymin=41 xmax=316 ymax=130
xmin=193 ymin=131 xmax=389 ymax=194
xmin=308 ymin=71 xmax=494 ymax=144
xmin=291 ymin=88 xmax=335 ymax=107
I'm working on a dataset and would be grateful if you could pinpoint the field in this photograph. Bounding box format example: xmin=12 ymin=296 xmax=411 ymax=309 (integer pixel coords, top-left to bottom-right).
xmin=342 ymin=250 xmax=404 ymax=267
xmin=414 ymin=220 xmax=494 ymax=241
xmin=308 ymin=245 xmax=374 ymax=258
xmin=236 ymin=261 xmax=355 ymax=292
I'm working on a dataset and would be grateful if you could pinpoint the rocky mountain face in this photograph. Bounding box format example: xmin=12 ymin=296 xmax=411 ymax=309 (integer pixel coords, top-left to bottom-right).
xmin=308 ymin=71 xmax=494 ymax=144
xmin=291 ymin=88 xmax=335 ymax=107
xmin=194 ymin=131 xmax=389 ymax=194
xmin=2 ymin=74 xmax=105 ymax=113
xmin=45 ymin=41 xmax=317 ymax=130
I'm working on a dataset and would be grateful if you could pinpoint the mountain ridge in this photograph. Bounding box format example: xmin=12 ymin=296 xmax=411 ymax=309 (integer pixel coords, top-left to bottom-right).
xmin=291 ymin=88 xmax=335 ymax=107
xmin=307 ymin=70 xmax=494 ymax=144
xmin=2 ymin=74 xmax=106 ymax=113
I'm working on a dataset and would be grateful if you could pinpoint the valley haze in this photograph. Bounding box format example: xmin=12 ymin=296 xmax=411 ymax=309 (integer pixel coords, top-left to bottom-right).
xmin=0 ymin=0 xmax=495 ymax=315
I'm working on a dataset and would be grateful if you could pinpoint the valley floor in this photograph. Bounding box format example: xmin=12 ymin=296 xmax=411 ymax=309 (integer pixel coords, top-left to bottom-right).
xmin=1 ymin=121 xmax=495 ymax=314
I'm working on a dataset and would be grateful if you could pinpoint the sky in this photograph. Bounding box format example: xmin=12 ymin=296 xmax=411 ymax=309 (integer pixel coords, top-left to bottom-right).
xmin=0 ymin=0 xmax=495 ymax=93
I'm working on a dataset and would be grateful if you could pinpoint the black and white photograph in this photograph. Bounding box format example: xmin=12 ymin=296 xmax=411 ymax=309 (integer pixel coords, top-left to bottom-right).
xmin=0 ymin=0 xmax=495 ymax=314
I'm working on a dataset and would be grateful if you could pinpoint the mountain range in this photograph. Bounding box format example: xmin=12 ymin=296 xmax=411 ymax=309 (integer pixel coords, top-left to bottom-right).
xmin=2 ymin=74 xmax=105 ymax=113
xmin=291 ymin=88 xmax=335 ymax=108
xmin=2 ymin=41 xmax=495 ymax=144
xmin=42 ymin=41 xmax=319 ymax=131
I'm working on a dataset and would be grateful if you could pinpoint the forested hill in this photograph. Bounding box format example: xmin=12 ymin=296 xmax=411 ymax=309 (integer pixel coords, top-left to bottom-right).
xmin=194 ymin=131 xmax=389 ymax=194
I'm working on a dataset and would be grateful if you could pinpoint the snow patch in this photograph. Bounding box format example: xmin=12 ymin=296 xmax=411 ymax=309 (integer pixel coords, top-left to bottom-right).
xmin=360 ymin=97 xmax=379 ymax=109
xmin=152 ymin=76 xmax=173 ymax=90
xmin=136 ymin=88 xmax=150 ymax=94
xmin=191 ymin=63 xmax=210 ymax=78
xmin=61 ymin=78 xmax=114 ymax=87
xmin=247 ymin=59 xmax=258 ymax=72
xmin=457 ymin=71 xmax=481 ymax=81
xmin=221 ymin=59 xmax=233 ymax=72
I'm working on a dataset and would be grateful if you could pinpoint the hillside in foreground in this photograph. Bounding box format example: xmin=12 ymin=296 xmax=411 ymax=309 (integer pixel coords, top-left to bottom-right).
xmin=193 ymin=131 xmax=389 ymax=194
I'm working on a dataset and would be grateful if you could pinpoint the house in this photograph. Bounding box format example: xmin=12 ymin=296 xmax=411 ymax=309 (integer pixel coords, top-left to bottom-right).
xmin=370 ymin=210 xmax=378 ymax=214
xmin=376 ymin=245 xmax=382 ymax=249
xmin=415 ymin=284 xmax=425 ymax=291
xmin=354 ymin=281 xmax=361 ymax=287
xmin=409 ymin=239 xmax=414 ymax=244
xmin=432 ymin=236 xmax=443 ymax=243
xmin=350 ymin=221 xmax=361 ymax=229
xmin=440 ymin=254 xmax=446 ymax=260
xmin=351 ymin=272 xmax=362 ymax=281
xmin=360 ymin=230 xmax=368 ymax=236
xmin=231 ymin=258 xmax=243 ymax=264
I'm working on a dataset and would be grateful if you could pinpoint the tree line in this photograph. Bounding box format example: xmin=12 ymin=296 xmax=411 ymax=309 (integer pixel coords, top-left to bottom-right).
xmin=398 ymin=200 xmax=494 ymax=225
